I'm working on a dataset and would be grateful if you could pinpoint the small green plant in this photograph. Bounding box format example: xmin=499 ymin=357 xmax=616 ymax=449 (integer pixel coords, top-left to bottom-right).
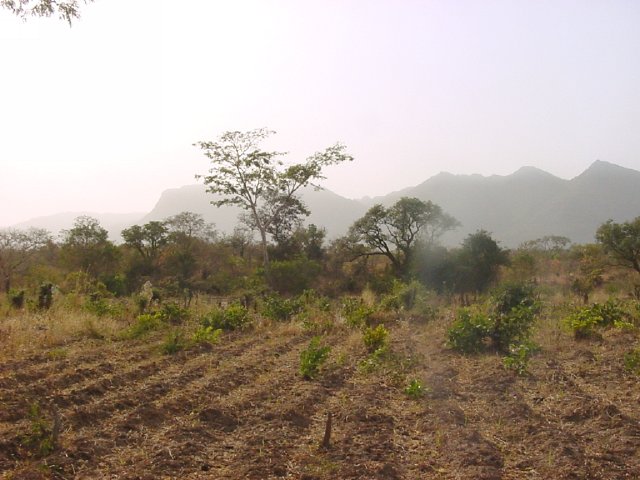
xmin=447 ymin=308 xmax=492 ymax=353
xmin=358 ymin=344 xmax=389 ymax=373
xmin=9 ymin=289 xmax=25 ymax=309
xmin=201 ymin=303 xmax=250 ymax=331
xmin=404 ymin=379 xmax=426 ymax=398
xmin=161 ymin=329 xmax=186 ymax=355
xmin=624 ymin=348 xmax=640 ymax=375
xmin=159 ymin=302 xmax=190 ymax=324
xmin=342 ymin=297 xmax=375 ymax=328
xmin=46 ymin=348 xmax=68 ymax=361
xmin=126 ymin=312 xmax=163 ymax=339
xmin=363 ymin=324 xmax=389 ymax=353
xmin=300 ymin=336 xmax=331 ymax=379
xmin=22 ymin=402 xmax=59 ymax=456
xmin=503 ymin=340 xmax=539 ymax=375
xmin=566 ymin=300 xmax=626 ymax=339
xmin=192 ymin=326 xmax=223 ymax=344
xmin=260 ymin=294 xmax=303 ymax=321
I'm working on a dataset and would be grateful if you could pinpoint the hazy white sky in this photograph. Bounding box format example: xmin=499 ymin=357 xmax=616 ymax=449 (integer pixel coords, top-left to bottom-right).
xmin=1 ymin=0 xmax=640 ymax=226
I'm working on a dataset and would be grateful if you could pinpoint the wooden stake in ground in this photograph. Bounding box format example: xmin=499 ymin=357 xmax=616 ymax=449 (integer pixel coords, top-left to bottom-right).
xmin=320 ymin=412 xmax=332 ymax=449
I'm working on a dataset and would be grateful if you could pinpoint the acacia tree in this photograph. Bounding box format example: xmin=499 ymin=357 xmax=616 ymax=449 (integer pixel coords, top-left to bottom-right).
xmin=346 ymin=197 xmax=459 ymax=278
xmin=61 ymin=216 xmax=119 ymax=277
xmin=1 ymin=0 xmax=93 ymax=23
xmin=195 ymin=128 xmax=352 ymax=278
xmin=0 ymin=228 xmax=51 ymax=292
xmin=596 ymin=217 xmax=640 ymax=275
xmin=121 ymin=221 xmax=169 ymax=261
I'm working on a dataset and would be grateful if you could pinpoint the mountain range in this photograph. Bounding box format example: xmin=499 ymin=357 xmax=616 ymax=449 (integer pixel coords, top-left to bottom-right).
xmin=11 ymin=161 xmax=640 ymax=247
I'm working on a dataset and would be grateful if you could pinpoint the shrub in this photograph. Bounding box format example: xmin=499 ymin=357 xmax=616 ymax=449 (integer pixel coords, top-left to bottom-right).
xmin=126 ymin=312 xmax=163 ymax=338
xmin=491 ymin=304 xmax=538 ymax=352
xmin=260 ymin=294 xmax=303 ymax=322
xmin=363 ymin=324 xmax=389 ymax=353
xmin=502 ymin=340 xmax=539 ymax=375
xmin=342 ymin=297 xmax=375 ymax=328
xmin=300 ymin=336 xmax=331 ymax=379
xmin=566 ymin=300 xmax=626 ymax=339
xmin=624 ymin=348 xmax=640 ymax=375
xmin=159 ymin=302 xmax=190 ymax=324
xmin=161 ymin=330 xmax=186 ymax=355
xmin=491 ymin=282 xmax=537 ymax=315
xmin=9 ymin=289 xmax=25 ymax=309
xmin=404 ymin=379 xmax=426 ymax=398
xmin=192 ymin=326 xmax=223 ymax=345
xmin=447 ymin=308 xmax=491 ymax=353
xmin=201 ymin=303 xmax=250 ymax=331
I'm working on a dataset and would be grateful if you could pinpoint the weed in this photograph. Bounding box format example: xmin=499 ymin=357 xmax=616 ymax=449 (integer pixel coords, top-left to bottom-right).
xmin=359 ymin=345 xmax=389 ymax=373
xmin=192 ymin=326 xmax=222 ymax=345
xmin=566 ymin=300 xmax=627 ymax=339
xmin=125 ymin=312 xmax=163 ymax=339
xmin=624 ymin=348 xmax=640 ymax=375
xmin=161 ymin=329 xmax=186 ymax=355
xmin=22 ymin=402 xmax=59 ymax=456
xmin=503 ymin=340 xmax=540 ymax=375
xmin=341 ymin=297 xmax=375 ymax=328
xmin=300 ymin=336 xmax=331 ymax=379
xmin=260 ymin=294 xmax=303 ymax=321
xmin=46 ymin=348 xmax=68 ymax=361
xmin=201 ymin=303 xmax=250 ymax=331
xmin=159 ymin=302 xmax=190 ymax=324
xmin=363 ymin=324 xmax=389 ymax=352
xmin=404 ymin=379 xmax=426 ymax=398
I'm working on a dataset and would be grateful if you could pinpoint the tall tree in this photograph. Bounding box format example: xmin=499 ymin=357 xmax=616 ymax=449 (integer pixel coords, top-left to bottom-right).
xmin=346 ymin=197 xmax=458 ymax=277
xmin=596 ymin=217 xmax=640 ymax=275
xmin=0 ymin=228 xmax=51 ymax=292
xmin=61 ymin=216 xmax=119 ymax=277
xmin=195 ymin=128 xmax=352 ymax=278
xmin=121 ymin=221 xmax=169 ymax=261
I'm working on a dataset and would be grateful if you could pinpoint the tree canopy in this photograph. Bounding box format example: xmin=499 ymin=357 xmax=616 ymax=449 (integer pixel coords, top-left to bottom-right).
xmin=346 ymin=197 xmax=459 ymax=277
xmin=596 ymin=217 xmax=640 ymax=275
xmin=195 ymin=128 xmax=352 ymax=277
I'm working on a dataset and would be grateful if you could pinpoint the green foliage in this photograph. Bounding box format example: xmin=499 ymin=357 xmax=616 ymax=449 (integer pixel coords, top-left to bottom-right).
xmin=358 ymin=345 xmax=389 ymax=373
xmin=342 ymin=297 xmax=375 ymax=328
xmin=267 ymin=257 xmax=322 ymax=295
xmin=363 ymin=324 xmax=389 ymax=353
xmin=623 ymin=348 xmax=640 ymax=375
xmin=192 ymin=326 xmax=223 ymax=345
xmin=201 ymin=303 xmax=250 ymax=331
xmin=448 ymin=285 xmax=539 ymax=353
xmin=161 ymin=330 xmax=186 ymax=355
xmin=299 ymin=336 xmax=331 ymax=379
xmin=566 ymin=300 xmax=627 ymax=338
xmin=8 ymin=289 xmax=25 ymax=308
xmin=596 ymin=217 xmax=640 ymax=275
xmin=126 ymin=312 xmax=163 ymax=339
xmin=85 ymin=295 xmax=122 ymax=318
xmin=158 ymin=302 xmax=190 ymax=324
xmin=404 ymin=379 xmax=426 ymax=398
xmin=22 ymin=402 xmax=57 ymax=457
xmin=260 ymin=294 xmax=303 ymax=321
xmin=502 ymin=340 xmax=539 ymax=375
xmin=447 ymin=308 xmax=493 ymax=353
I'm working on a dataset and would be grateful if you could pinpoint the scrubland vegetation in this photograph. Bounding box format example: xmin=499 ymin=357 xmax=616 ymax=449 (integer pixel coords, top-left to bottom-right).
xmin=1 ymin=133 xmax=639 ymax=478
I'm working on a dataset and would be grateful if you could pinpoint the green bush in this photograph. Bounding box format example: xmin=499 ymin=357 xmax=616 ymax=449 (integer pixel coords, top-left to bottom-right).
xmin=300 ymin=336 xmax=331 ymax=379
xmin=161 ymin=330 xmax=186 ymax=355
xmin=159 ymin=302 xmax=190 ymax=324
xmin=260 ymin=294 xmax=303 ymax=321
xmin=566 ymin=300 xmax=627 ymax=338
xmin=192 ymin=326 xmax=223 ymax=344
xmin=9 ymin=289 xmax=25 ymax=309
xmin=491 ymin=282 xmax=537 ymax=315
xmin=342 ymin=297 xmax=375 ymax=328
xmin=201 ymin=303 xmax=250 ymax=331
xmin=447 ymin=308 xmax=492 ymax=353
xmin=126 ymin=312 xmax=163 ymax=338
xmin=502 ymin=340 xmax=539 ymax=375
xmin=363 ymin=324 xmax=389 ymax=353
xmin=22 ymin=402 xmax=57 ymax=456
xmin=491 ymin=304 xmax=538 ymax=351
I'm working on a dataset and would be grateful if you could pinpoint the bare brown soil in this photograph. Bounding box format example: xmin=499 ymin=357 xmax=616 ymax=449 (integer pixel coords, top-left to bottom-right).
xmin=1 ymin=316 xmax=639 ymax=479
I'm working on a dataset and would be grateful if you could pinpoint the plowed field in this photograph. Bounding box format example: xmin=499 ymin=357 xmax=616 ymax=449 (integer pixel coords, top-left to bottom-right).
xmin=1 ymin=316 xmax=639 ymax=479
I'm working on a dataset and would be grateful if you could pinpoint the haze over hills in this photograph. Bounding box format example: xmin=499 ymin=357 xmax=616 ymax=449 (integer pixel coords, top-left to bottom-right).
xmin=10 ymin=161 xmax=640 ymax=247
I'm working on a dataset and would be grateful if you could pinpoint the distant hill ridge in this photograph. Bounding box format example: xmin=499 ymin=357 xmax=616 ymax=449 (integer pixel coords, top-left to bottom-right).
xmin=12 ymin=161 xmax=640 ymax=247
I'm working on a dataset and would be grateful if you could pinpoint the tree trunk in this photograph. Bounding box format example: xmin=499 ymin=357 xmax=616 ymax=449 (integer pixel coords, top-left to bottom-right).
xmin=259 ymin=228 xmax=271 ymax=285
